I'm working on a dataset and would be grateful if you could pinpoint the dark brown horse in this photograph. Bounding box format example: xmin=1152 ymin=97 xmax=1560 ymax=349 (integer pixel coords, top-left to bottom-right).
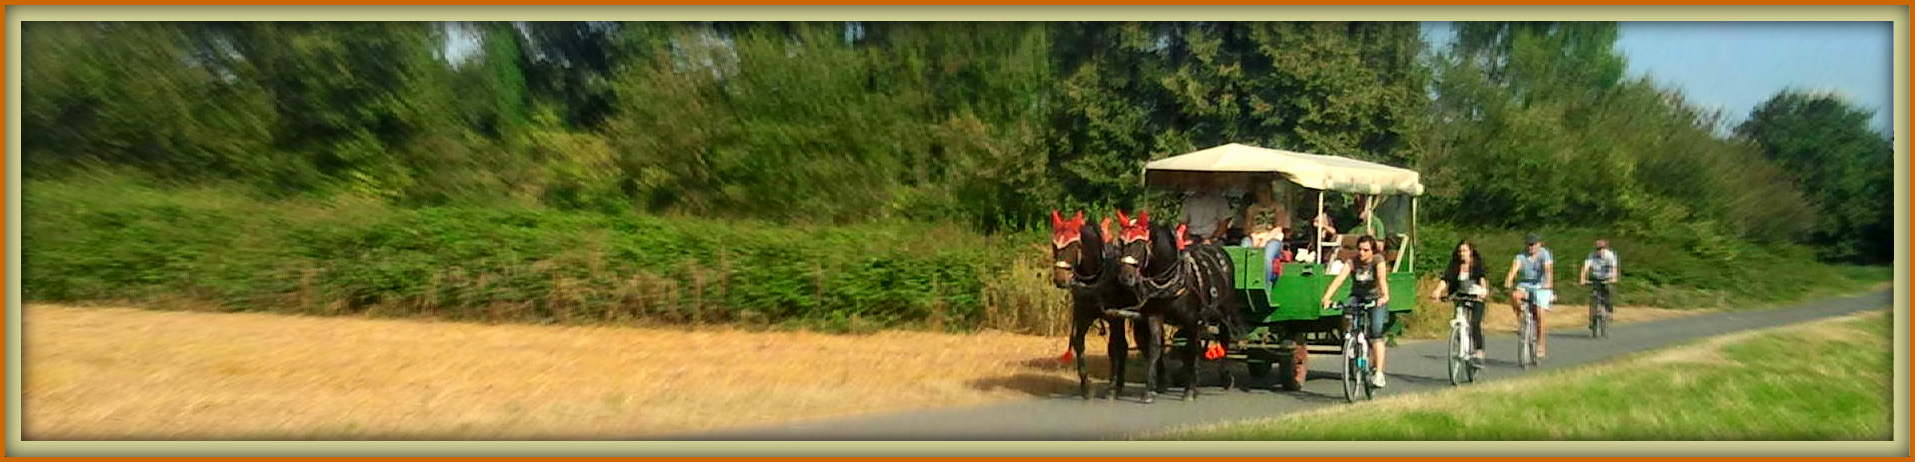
xmin=1048 ymin=210 xmax=1146 ymax=400
xmin=1112 ymin=210 xmax=1248 ymax=403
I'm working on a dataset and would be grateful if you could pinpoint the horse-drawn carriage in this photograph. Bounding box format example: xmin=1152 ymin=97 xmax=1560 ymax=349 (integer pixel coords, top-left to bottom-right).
xmin=1050 ymin=143 xmax=1422 ymax=403
xmin=1145 ymin=143 xmax=1423 ymax=395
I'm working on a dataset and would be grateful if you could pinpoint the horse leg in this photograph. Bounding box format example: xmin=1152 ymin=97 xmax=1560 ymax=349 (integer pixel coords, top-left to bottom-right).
xmin=1105 ymin=317 xmax=1129 ymax=401
xmin=1141 ymin=315 xmax=1165 ymax=404
xmin=1147 ymin=320 xmax=1168 ymax=394
xmin=1183 ymin=324 xmax=1203 ymax=401
xmin=1070 ymin=314 xmax=1095 ymax=400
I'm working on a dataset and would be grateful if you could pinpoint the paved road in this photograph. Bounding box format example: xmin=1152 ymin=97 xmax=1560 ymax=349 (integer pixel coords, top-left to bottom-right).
xmin=670 ymin=290 xmax=1891 ymax=440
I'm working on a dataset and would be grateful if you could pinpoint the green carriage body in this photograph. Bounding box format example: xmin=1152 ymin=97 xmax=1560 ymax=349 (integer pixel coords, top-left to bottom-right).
xmin=1221 ymin=246 xmax=1416 ymax=323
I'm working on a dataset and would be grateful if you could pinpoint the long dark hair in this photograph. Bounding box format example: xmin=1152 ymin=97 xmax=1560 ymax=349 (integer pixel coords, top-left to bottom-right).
xmin=1442 ymin=239 xmax=1485 ymax=284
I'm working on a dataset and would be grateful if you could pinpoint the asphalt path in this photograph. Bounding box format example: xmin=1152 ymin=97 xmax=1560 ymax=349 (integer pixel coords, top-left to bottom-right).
xmin=672 ymin=289 xmax=1892 ymax=440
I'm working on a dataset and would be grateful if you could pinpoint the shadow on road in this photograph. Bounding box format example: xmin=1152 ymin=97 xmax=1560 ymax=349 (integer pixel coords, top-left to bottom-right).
xmin=965 ymin=373 xmax=1074 ymax=397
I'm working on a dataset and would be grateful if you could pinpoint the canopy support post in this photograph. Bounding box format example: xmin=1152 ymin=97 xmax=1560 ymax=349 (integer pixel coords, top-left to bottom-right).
xmin=1314 ymin=190 xmax=1325 ymax=261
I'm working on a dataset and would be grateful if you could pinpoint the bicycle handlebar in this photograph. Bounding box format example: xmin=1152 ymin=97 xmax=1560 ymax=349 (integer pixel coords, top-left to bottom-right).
xmin=1334 ymin=299 xmax=1380 ymax=310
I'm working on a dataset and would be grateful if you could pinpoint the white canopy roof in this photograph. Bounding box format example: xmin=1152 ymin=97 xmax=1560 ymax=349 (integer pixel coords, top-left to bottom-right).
xmin=1143 ymin=143 xmax=1425 ymax=196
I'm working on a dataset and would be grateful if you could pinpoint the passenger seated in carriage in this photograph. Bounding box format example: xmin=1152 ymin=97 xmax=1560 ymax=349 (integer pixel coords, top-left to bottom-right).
xmin=1244 ymin=225 xmax=1290 ymax=285
xmin=1230 ymin=183 xmax=1289 ymax=246
xmin=1313 ymin=214 xmax=1341 ymax=265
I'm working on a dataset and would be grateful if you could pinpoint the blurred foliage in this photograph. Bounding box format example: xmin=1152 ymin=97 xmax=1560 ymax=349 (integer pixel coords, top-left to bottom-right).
xmin=25 ymin=174 xmax=1066 ymax=333
xmin=1738 ymin=90 xmax=1895 ymax=264
xmin=1420 ymin=23 xmax=1821 ymax=247
xmin=20 ymin=21 xmax=1891 ymax=332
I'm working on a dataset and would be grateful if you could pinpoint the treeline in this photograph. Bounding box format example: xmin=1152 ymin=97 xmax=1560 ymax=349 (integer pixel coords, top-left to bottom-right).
xmin=23 ymin=21 xmax=1892 ymax=263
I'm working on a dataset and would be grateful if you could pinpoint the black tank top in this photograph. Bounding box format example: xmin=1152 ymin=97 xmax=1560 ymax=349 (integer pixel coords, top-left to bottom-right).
xmin=1349 ymin=259 xmax=1382 ymax=300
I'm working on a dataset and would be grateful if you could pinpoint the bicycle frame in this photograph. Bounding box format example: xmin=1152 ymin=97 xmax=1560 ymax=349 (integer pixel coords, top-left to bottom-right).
xmin=1522 ymin=293 xmax=1543 ymax=368
xmin=1589 ymin=281 xmax=1613 ymax=338
xmin=1447 ymin=295 xmax=1482 ymax=385
xmin=1341 ymin=299 xmax=1380 ymax=402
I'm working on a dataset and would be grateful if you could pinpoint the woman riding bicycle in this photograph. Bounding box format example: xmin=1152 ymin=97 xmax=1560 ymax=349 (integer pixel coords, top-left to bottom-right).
xmin=1430 ymin=239 xmax=1490 ymax=361
xmin=1321 ymin=235 xmax=1390 ymax=388
xmin=1502 ymin=233 xmax=1555 ymax=359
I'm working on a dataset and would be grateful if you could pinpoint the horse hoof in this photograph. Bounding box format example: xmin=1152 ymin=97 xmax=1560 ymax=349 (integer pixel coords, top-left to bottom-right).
xmin=1142 ymin=392 xmax=1156 ymax=404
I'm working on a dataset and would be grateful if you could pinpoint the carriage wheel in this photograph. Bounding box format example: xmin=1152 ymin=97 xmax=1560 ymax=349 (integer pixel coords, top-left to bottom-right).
xmin=1277 ymin=346 xmax=1305 ymax=391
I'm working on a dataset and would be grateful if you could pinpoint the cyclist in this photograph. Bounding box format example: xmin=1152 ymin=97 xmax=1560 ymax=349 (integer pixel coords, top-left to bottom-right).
xmin=1579 ymin=239 xmax=1621 ymax=323
xmin=1502 ymin=233 xmax=1555 ymax=359
xmin=1430 ymin=239 xmax=1490 ymax=361
xmin=1321 ymin=235 xmax=1390 ymax=387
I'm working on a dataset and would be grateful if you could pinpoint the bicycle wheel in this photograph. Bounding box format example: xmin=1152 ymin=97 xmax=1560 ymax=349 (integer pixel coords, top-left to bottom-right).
xmin=1588 ymin=293 xmax=1600 ymax=339
xmin=1341 ymin=330 xmax=1361 ymax=403
xmin=1447 ymin=320 xmax=1466 ymax=386
xmin=1524 ymin=306 xmax=1539 ymax=368
xmin=1594 ymin=304 xmax=1607 ymax=339
xmin=1519 ymin=309 xmax=1536 ymax=370
xmin=1597 ymin=289 xmax=1611 ymax=339
xmin=1356 ymin=332 xmax=1375 ymax=401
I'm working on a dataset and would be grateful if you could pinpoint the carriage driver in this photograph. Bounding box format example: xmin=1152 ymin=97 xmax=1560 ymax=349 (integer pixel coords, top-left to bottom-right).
xmin=1182 ymin=188 xmax=1235 ymax=244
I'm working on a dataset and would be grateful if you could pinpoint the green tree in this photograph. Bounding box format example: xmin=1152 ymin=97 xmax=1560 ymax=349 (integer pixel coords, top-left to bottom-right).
xmin=1423 ymin=21 xmax=1815 ymax=252
xmin=1049 ymin=22 xmax=1428 ymax=216
xmin=1738 ymin=90 xmax=1894 ymax=263
xmin=23 ymin=22 xmax=277 ymax=181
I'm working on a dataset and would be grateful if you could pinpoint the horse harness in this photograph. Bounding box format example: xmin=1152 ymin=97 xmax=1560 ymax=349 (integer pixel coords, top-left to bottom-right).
xmin=1127 ymin=238 xmax=1227 ymax=314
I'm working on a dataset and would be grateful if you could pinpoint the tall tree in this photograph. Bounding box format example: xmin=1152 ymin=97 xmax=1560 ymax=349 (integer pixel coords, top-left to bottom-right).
xmin=212 ymin=22 xmax=462 ymax=198
xmin=1423 ymin=20 xmax=1815 ymax=250
xmin=22 ymin=22 xmax=277 ymax=181
xmin=1048 ymin=22 xmax=1429 ymax=216
xmin=1738 ymin=90 xmax=1894 ymax=263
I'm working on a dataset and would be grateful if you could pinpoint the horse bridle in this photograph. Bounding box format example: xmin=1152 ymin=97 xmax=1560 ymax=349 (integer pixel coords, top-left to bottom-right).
xmin=1054 ymin=240 xmax=1106 ymax=289
xmin=1122 ymin=235 xmax=1191 ymax=301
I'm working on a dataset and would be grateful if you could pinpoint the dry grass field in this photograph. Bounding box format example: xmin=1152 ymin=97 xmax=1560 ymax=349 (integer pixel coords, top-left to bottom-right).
xmin=23 ymin=301 xmax=1705 ymax=440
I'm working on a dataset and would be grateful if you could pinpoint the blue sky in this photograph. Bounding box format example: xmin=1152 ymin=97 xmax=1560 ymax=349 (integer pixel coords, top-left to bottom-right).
xmin=1423 ymin=21 xmax=1894 ymax=134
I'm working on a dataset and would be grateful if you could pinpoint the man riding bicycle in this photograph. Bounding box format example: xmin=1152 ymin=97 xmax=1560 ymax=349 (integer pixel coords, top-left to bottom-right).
xmin=1579 ymin=239 xmax=1621 ymax=328
xmin=1502 ymin=233 xmax=1554 ymax=359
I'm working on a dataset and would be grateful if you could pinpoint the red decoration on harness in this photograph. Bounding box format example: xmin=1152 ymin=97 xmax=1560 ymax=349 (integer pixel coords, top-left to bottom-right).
xmin=1050 ymin=210 xmax=1086 ymax=249
xmin=1099 ymin=217 xmax=1114 ymax=244
xmin=1175 ymin=223 xmax=1190 ymax=250
xmin=1203 ymin=342 xmax=1226 ymax=360
xmin=1118 ymin=210 xmax=1151 ymax=244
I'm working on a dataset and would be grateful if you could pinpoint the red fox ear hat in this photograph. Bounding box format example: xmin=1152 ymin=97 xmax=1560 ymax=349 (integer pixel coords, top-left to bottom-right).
xmin=1116 ymin=210 xmax=1152 ymax=244
xmin=1050 ymin=210 xmax=1086 ymax=249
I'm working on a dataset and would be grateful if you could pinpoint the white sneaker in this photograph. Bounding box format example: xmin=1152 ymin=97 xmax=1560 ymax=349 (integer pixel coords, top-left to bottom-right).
xmin=1372 ymin=371 xmax=1387 ymax=388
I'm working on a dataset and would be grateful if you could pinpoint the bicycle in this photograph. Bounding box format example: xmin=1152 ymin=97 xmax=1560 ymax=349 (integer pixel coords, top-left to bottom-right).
xmin=1516 ymin=287 xmax=1548 ymax=370
xmin=1339 ymin=299 xmax=1382 ymax=403
xmin=1587 ymin=280 xmax=1614 ymax=339
xmin=1445 ymin=293 xmax=1485 ymax=385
